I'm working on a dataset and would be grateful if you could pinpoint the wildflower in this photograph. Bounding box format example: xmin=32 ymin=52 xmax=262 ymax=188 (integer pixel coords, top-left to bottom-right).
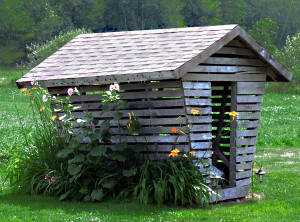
xmin=169 ymin=149 xmax=180 ymax=158
xmin=127 ymin=123 xmax=131 ymax=129
xmin=30 ymin=81 xmax=34 ymax=86
xmin=68 ymin=88 xmax=73 ymax=96
xmin=48 ymin=180 xmax=51 ymax=184
xmin=189 ymin=151 xmax=196 ymax=157
xmin=21 ymin=88 xmax=27 ymax=92
xmin=32 ymin=87 xmax=38 ymax=90
xmin=109 ymin=83 xmax=120 ymax=91
xmin=44 ymin=174 xmax=48 ymax=180
xmin=171 ymin=127 xmax=178 ymax=133
xmin=86 ymin=123 xmax=95 ymax=129
xmin=128 ymin=112 xmax=132 ymax=121
xmin=52 ymin=96 xmax=56 ymax=100
xmin=229 ymin=111 xmax=239 ymax=120
xmin=28 ymin=92 xmax=32 ymax=96
xmin=43 ymin=95 xmax=47 ymax=102
xmin=186 ymin=115 xmax=188 ymax=119
xmin=51 ymin=177 xmax=56 ymax=182
xmin=95 ymin=83 xmax=101 ymax=85
xmin=51 ymin=115 xmax=57 ymax=120
xmin=74 ymin=87 xmax=79 ymax=94
xmin=191 ymin=109 xmax=200 ymax=115
xmin=40 ymin=107 xmax=45 ymax=111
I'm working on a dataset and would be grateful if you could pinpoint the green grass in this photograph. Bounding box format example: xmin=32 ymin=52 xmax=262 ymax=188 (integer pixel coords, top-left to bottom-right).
xmin=0 ymin=68 xmax=29 ymax=88
xmin=0 ymin=69 xmax=299 ymax=221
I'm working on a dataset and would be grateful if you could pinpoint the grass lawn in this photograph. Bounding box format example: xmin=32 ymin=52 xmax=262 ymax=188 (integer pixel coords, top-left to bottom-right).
xmin=0 ymin=69 xmax=299 ymax=221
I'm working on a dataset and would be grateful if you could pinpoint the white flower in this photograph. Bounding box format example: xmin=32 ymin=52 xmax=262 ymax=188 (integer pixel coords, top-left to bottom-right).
xmin=42 ymin=95 xmax=47 ymax=102
xmin=68 ymin=88 xmax=73 ymax=96
xmin=74 ymin=87 xmax=79 ymax=94
xmin=109 ymin=83 xmax=120 ymax=91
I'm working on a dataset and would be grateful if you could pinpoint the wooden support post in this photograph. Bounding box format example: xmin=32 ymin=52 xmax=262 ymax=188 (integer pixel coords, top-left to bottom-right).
xmin=229 ymin=82 xmax=237 ymax=187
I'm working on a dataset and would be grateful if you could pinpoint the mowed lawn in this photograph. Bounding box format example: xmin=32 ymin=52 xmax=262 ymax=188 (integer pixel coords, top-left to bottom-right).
xmin=0 ymin=69 xmax=299 ymax=221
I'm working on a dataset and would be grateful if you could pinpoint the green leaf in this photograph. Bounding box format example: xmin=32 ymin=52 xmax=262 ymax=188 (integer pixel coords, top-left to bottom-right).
xmin=113 ymin=111 xmax=123 ymax=121
xmin=59 ymin=192 xmax=70 ymax=201
xmin=67 ymin=164 xmax=81 ymax=176
xmin=57 ymin=147 xmax=74 ymax=158
xmin=123 ymin=168 xmax=137 ymax=177
xmin=133 ymin=144 xmax=146 ymax=152
xmin=90 ymin=145 xmax=107 ymax=156
xmin=68 ymin=154 xmax=85 ymax=164
xmin=87 ymin=154 xmax=99 ymax=163
xmin=110 ymin=152 xmax=126 ymax=162
xmin=69 ymin=140 xmax=79 ymax=148
xmin=84 ymin=194 xmax=91 ymax=202
xmin=115 ymin=142 xmax=127 ymax=151
xmin=102 ymin=106 xmax=112 ymax=113
xmin=79 ymin=186 xmax=89 ymax=194
xmin=91 ymin=189 xmax=104 ymax=201
xmin=74 ymin=133 xmax=87 ymax=143
xmin=101 ymin=120 xmax=110 ymax=130
xmin=102 ymin=180 xmax=116 ymax=189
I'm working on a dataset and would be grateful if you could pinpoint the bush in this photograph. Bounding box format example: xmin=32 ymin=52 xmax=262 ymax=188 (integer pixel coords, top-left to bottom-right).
xmin=23 ymin=28 xmax=90 ymax=68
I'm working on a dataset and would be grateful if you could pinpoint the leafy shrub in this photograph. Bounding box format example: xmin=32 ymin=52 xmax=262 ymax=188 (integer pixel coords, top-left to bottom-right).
xmin=23 ymin=28 xmax=90 ymax=68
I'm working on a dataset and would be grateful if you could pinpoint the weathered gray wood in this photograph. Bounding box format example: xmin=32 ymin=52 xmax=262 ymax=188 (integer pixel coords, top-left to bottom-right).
xmin=237 ymin=120 xmax=260 ymax=128
xmin=186 ymin=107 xmax=212 ymax=115
xmin=236 ymin=162 xmax=253 ymax=171
xmin=236 ymin=146 xmax=256 ymax=154
xmin=237 ymin=104 xmax=262 ymax=111
xmin=185 ymin=98 xmax=211 ymax=106
xmin=195 ymin=150 xmax=212 ymax=158
xmin=210 ymin=185 xmax=250 ymax=202
xmin=216 ymin=47 xmax=255 ymax=57
xmin=183 ymin=90 xmax=211 ymax=97
xmin=182 ymin=74 xmax=267 ymax=82
xmin=237 ymin=82 xmax=265 ymax=88
xmin=236 ymin=154 xmax=255 ymax=162
xmin=189 ymin=124 xmax=212 ymax=132
xmin=237 ymin=87 xmax=265 ymax=95
xmin=229 ymin=82 xmax=237 ymax=187
xmin=190 ymin=142 xmax=212 ymax=150
xmin=143 ymin=144 xmax=190 ymax=152
xmin=182 ymin=82 xmax=211 ymax=89
xmin=236 ymin=178 xmax=251 ymax=187
xmin=190 ymin=133 xmax=212 ymax=141
xmin=202 ymin=57 xmax=265 ymax=67
xmin=236 ymin=112 xmax=261 ymax=120
xmin=189 ymin=65 xmax=266 ymax=73
xmin=110 ymin=135 xmax=188 ymax=143
xmin=236 ymin=138 xmax=257 ymax=146
xmin=236 ymin=170 xmax=252 ymax=179
xmin=237 ymin=96 xmax=263 ymax=103
xmin=236 ymin=129 xmax=258 ymax=137
xmin=187 ymin=116 xmax=212 ymax=123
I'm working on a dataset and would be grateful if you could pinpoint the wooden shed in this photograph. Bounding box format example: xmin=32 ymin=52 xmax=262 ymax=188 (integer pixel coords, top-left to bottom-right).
xmin=17 ymin=25 xmax=292 ymax=201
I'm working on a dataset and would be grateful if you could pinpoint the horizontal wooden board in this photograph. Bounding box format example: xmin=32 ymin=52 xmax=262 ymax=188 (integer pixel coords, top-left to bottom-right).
xmin=186 ymin=107 xmax=212 ymax=115
xmin=185 ymin=98 xmax=211 ymax=106
xmin=187 ymin=116 xmax=212 ymax=123
xmin=190 ymin=142 xmax=212 ymax=150
xmin=194 ymin=151 xmax=212 ymax=158
xmin=237 ymin=87 xmax=265 ymax=95
xmin=237 ymin=82 xmax=265 ymax=88
xmin=236 ymin=162 xmax=253 ymax=171
xmin=237 ymin=104 xmax=262 ymax=111
xmin=236 ymin=112 xmax=261 ymax=120
xmin=110 ymin=135 xmax=188 ymax=143
xmin=237 ymin=120 xmax=260 ymax=129
xmin=226 ymin=39 xmax=246 ymax=48
xmin=236 ymin=138 xmax=257 ymax=146
xmin=143 ymin=144 xmax=190 ymax=152
xmin=182 ymin=74 xmax=266 ymax=82
xmin=189 ymin=65 xmax=266 ymax=73
xmin=210 ymin=185 xmax=250 ymax=202
xmin=216 ymin=47 xmax=255 ymax=57
xmin=236 ymin=146 xmax=256 ymax=155
xmin=182 ymin=82 xmax=211 ymax=89
xmin=236 ymin=154 xmax=255 ymax=162
xmin=183 ymin=89 xmax=211 ymax=97
xmin=190 ymin=133 xmax=212 ymax=141
xmin=236 ymin=170 xmax=252 ymax=180
xmin=237 ymin=96 xmax=263 ymax=103
xmin=189 ymin=124 xmax=212 ymax=132
xmin=236 ymin=129 xmax=258 ymax=137
xmin=202 ymin=57 xmax=264 ymax=67
xmin=236 ymin=178 xmax=251 ymax=187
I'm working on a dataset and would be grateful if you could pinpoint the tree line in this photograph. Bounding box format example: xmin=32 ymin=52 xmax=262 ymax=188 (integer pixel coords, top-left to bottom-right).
xmin=1 ymin=0 xmax=299 ymax=67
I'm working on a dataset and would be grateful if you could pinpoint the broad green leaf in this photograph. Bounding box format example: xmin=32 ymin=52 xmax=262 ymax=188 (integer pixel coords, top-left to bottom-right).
xmin=110 ymin=152 xmax=126 ymax=162
xmin=101 ymin=120 xmax=110 ymax=130
xmin=123 ymin=168 xmax=137 ymax=177
xmin=59 ymin=192 xmax=69 ymax=201
xmin=67 ymin=164 xmax=81 ymax=175
xmin=102 ymin=180 xmax=116 ymax=189
xmin=68 ymin=154 xmax=85 ymax=164
xmin=84 ymin=194 xmax=91 ymax=202
xmin=91 ymin=189 xmax=104 ymax=201
xmin=113 ymin=111 xmax=123 ymax=121
xmin=90 ymin=145 xmax=107 ymax=156
xmin=87 ymin=154 xmax=99 ymax=163
xmin=57 ymin=147 xmax=74 ymax=158
xmin=115 ymin=142 xmax=127 ymax=151
xmin=79 ymin=186 xmax=88 ymax=194
xmin=75 ymin=133 xmax=87 ymax=143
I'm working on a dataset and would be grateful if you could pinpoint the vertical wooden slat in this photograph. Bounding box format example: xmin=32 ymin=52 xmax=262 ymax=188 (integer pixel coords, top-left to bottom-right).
xmin=229 ymin=82 xmax=237 ymax=187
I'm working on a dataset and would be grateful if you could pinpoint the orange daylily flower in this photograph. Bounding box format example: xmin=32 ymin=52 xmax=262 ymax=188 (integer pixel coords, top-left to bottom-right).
xmin=191 ymin=109 xmax=200 ymax=115
xmin=127 ymin=123 xmax=131 ymax=129
xmin=128 ymin=112 xmax=131 ymax=121
xmin=229 ymin=111 xmax=239 ymax=120
xmin=40 ymin=107 xmax=45 ymax=111
xmin=189 ymin=151 xmax=196 ymax=157
xmin=51 ymin=115 xmax=57 ymax=120
xmin=169 ymin=149 xmax=180 ymax=158
xmin=171 ymin=127 xmax=178 ymax=133
xmin=28 ymin=92 xmax=32 ymax=96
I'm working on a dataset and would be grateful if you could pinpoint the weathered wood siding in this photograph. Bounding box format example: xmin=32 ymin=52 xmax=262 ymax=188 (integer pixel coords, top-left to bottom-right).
xmin=48 ymin=80 xmax=189 ymax=160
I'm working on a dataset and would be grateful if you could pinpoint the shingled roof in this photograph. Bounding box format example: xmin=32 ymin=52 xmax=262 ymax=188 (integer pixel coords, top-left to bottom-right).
xmin=17 ymin=24 xmax=292 ymax=88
